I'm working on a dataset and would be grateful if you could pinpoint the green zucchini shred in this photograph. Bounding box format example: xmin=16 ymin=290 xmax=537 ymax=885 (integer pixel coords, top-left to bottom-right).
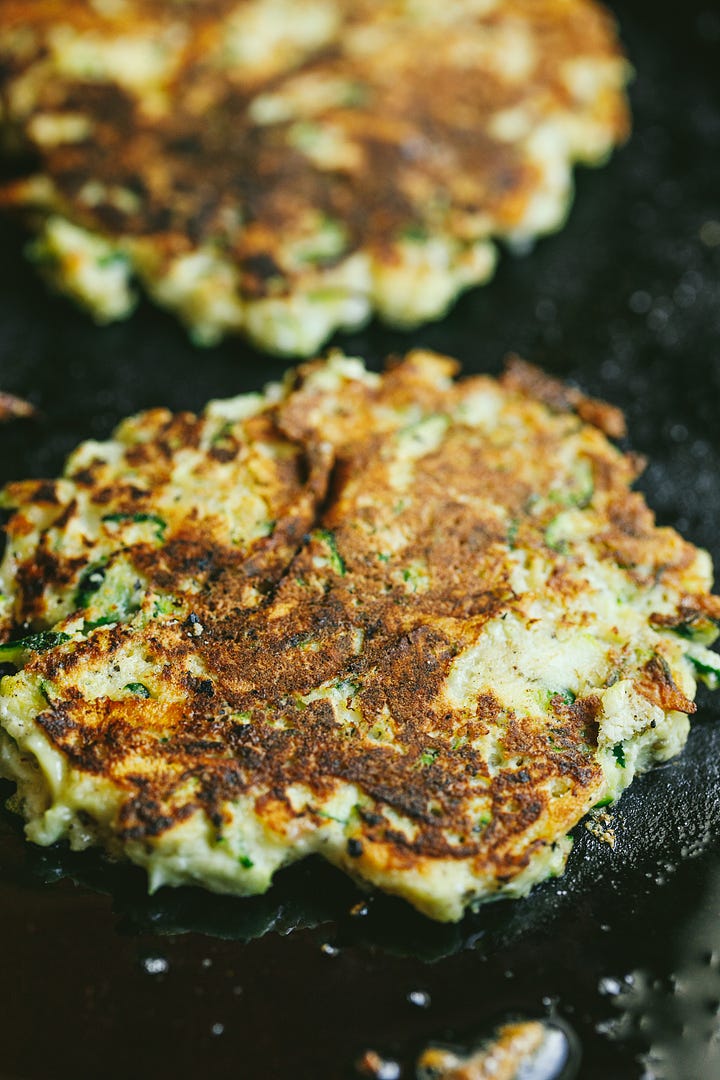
xmin=420 ymin=748 xmax=439 ymax=766
xmin=686 ymin=649 xmax=720 ymax=688
xmin=82 ymin=616 xmax=118 ymax=633
xmin=124 ymin=682 xmax=151 ymax=698
xmin=400 ymin=223 xmax=429 ymax=243
xmin=0 ymin=630 xmax=71 ymax=665
xmin=544 ymin=515 xmax=570 ymax=554
xmin=315 ymin=528 xmax=346 ymax=575
xmin=102 ymin=512 xmax=167 ymax=540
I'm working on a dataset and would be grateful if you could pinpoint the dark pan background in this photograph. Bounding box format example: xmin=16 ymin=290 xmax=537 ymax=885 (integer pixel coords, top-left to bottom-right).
xmin=1 ymin=2 xmax=719 ymax=1077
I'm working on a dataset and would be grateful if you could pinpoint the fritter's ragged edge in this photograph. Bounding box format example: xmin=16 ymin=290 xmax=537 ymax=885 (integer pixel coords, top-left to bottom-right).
xmin=1 ymin=353 xmax=718 ymax=922
xmin=0 ymin=0 xmax=629 ymax=355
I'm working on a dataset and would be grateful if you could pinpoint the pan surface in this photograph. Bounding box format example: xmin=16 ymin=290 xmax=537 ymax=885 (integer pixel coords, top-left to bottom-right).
xmin=0 ymin=2 xmax=719 ymax=1077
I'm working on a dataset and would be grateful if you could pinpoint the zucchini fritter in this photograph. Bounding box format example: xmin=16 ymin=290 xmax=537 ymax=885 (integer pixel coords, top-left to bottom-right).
xmin=0 ymin=0 xmax=629 ymax=354
xmin=1 ymin=352 xmax=717 ymax=922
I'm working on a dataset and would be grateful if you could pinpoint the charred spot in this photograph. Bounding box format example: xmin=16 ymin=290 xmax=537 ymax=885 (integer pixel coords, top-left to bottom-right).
xmin=143 ymin=205 xmax=174 ymax=233
xmin=92 ymin=487 xmax=118 ymax=506
xmin=134 ymin=536 xmax=224 ymax=591
xmin=119 ymin=791 xmax=195 ymax=841
xmin=51 ymin=501 xmax=79 ymax=532
xmin=209 ymin=444 xmax=238 ymax=464
xmin=38 ymin=709 xmax=108 ymax=773
xmin=177 ymin=735 xmax=224 ymax=758
xmin=29 ymin=481 xmax=60 ymax=505
xmin=125 ymin=174 xmax=148 ymax=198
xmin=194 ymin=760 xmax=245 ymax=805
xmin=167 ymin=134 xmax=205 ymax=157
xmin=36 ymin=709 xmax=73 ymax=741
xmin=240 ymin=251 xmax=283 ymax=283
xmin=304 ymin=698 xmax=339 ymax=730
xmin=490 ymin=779 xmax=544 ymax=829
xmin=15 ymin=543 xmax=85 ymax=622
xmin=183 ymin=674 xmax=215 ymax=698
xmin=68 ymin=467 xmax=97 ymax=486
xmin=92 ymin=201 xmax=130 ymax=232
xmin=186 ymin=197 xmax=228 ymax=245
xmin=568 ymin=695 xmax=602 ymax=746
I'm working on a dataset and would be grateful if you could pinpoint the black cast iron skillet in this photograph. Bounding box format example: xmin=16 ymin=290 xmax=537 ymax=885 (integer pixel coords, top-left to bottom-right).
xmin=1 ymin=2 xmax=719 ymax=1077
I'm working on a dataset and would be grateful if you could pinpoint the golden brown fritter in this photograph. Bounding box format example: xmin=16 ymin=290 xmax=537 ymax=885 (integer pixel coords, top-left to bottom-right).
xmin=0 ymin=0 xmax=629 ymax=353
xmin=1 ymin=352 xmax=716 ymax=921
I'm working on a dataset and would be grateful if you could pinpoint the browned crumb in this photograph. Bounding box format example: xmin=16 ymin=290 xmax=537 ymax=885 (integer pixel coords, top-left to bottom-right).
xmin=0 ymin=391 xmax=37 ymax=423
xmin=585 ymin=809 xmax=616 ymax=848
xmin=417 ymin=1021 xmax=547 ymax=1080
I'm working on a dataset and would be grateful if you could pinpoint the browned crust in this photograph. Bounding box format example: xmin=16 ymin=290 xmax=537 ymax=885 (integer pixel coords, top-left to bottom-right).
xmin=0 ymin=0 xmax=629 ymax=299
xmin=635 ymin=655 xmax=696 ymax=715
xmin=651 ymin=592 xmax=720 ymax=630
xmin=502 ymin=356 xmax=627 ymax=438
xmin=2 ymin=353 xmax=715 ymax=889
